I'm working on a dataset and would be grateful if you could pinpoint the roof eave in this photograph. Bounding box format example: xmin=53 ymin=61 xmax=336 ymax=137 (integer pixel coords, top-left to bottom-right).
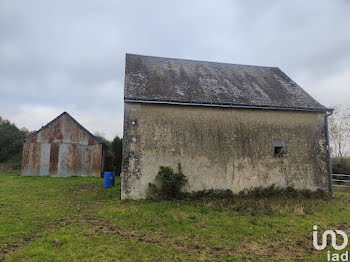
xmin=124 ymin=97 xmax=333 ymax=113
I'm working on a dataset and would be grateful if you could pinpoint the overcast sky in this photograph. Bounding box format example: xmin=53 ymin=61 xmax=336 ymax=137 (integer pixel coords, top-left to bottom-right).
xmin=0 ymin=0 xmax=349 ymax=139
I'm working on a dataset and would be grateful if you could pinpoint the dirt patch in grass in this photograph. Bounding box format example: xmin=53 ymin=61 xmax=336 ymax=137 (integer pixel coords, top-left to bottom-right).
xmin=0 ymin=219 xmax=76 ymax=261
xmin=80 ymin=211 xmax=320 ymax=260
xmin=70 ymin=183 xmax=99 ymax=193
xmin=1 ymin=238 xmax=36 ymax=260
xmin=238 ymin=237 xmax=317 ymax=260
xmin=85 ymin=214 xmax=236 ymax=256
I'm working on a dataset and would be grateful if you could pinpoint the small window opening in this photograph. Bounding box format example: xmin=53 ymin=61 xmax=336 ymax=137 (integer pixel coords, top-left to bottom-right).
xmin=274 ymin=146 xmax=284 ymax=157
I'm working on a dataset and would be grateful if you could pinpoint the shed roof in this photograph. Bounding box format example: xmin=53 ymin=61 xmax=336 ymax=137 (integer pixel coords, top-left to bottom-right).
xmin=25 ymin=112 xmax=103 ymax=144
xmin=124 ymin=54 xmax=330 ymax=112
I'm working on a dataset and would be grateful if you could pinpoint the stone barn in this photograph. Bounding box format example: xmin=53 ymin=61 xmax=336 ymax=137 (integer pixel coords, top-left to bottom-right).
xmin=122 ymin=54 xmax=333 ymax=199
xmin=22 ymin=112 xmax=104 ymax=177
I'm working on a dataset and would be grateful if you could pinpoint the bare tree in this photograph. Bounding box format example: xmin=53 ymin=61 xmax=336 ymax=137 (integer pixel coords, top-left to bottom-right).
xmin=329 ymin=105 xmax=350 ymax=158
xmin=94 ymin=131 xmax=107 ymax=140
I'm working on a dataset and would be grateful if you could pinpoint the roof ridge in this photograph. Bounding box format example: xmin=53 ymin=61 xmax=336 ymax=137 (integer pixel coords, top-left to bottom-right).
xmin=126 ymin=53 xmax=279 ymax=69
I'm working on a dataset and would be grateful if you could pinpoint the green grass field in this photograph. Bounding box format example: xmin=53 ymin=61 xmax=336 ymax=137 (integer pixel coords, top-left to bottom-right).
xmin=1 ymin=172 xmax=350 ymax=261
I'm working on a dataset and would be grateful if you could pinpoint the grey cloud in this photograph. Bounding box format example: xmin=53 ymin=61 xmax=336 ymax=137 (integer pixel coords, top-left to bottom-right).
xmin=0 ymin=0 xmax=349 ymax=139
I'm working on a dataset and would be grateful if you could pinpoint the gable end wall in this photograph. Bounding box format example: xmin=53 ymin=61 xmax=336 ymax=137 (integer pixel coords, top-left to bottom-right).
xmin=21 ymin=114 xmax=103 ymax=177
xmin=121 ymin=103 xmax=330 ymax=199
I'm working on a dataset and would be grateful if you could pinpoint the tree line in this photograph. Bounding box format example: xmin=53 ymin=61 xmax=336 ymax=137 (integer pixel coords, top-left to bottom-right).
xmin=94 ymin=132 xmax=123 ymax=175
xmin=0 ymin=117 xmax=31 ymax=170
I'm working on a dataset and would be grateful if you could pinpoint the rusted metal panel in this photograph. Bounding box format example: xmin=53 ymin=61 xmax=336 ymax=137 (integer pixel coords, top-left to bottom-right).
xmin=21 ymin=142 xmax=31 ymax=175
xmin=68 ymin=144 xmax=82 ymax=175
xmin=26 ymin=134 xmax=38 ymax=143
xmin=31 ymin=143 xmax=41 ymax=174
xmin=84 ymin=145 xmax=93 ymax=175
xmin=37 ymin=116 xmax=63 ymax=143
xmin=45 ymin=144 xmax=102 ymax=177
xmin=92 ymin=144 xmax=102 ymax=176
xmin=36 ymin=113 xmax=99 ymax=145
xmin=21 ymin=143 xmax=41 ymax=176
xmin=88 ymin=136 xmax=96 ymax=145
xmin=39 ymin=143 xmax=51 ymax=175
xmin=49 ymin=143 xmax=59 ymax=175
xmin=57 ymin=143 xmax=69 ymax=177
xmin=21 ymin=112 xmax=103 ymax=177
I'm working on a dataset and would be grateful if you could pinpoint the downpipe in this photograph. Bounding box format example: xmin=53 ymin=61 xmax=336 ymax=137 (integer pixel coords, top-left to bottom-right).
xmin=325 ymin=110 xmax=334 ymax=197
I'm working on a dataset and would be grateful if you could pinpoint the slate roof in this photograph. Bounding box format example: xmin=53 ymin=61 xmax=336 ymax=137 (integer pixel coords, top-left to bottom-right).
xmin=124 ymin=54 xmax=330 ymax=112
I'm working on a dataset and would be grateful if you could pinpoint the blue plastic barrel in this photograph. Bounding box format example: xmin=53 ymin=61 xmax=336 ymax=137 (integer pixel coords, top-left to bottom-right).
xmin=104 ymin=172 xmax=115 ymax=188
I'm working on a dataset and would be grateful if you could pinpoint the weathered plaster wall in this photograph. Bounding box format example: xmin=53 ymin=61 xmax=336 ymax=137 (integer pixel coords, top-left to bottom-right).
xmin=122 ymin=103 xmax=330 ymax=199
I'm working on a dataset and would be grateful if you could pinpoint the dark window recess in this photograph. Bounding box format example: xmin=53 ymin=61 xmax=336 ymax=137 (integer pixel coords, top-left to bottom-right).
xmin=273 ymin=146 xmax=284 ymax=157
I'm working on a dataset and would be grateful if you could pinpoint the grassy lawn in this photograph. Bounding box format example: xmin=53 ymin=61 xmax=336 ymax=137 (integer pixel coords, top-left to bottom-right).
xmin=1 ymin=172 xmax=350 ymax=261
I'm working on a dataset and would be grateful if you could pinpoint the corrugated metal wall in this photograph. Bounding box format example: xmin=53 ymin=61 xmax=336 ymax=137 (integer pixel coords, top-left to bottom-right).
xmin=21 ymin=113 xmax=103 ymax=177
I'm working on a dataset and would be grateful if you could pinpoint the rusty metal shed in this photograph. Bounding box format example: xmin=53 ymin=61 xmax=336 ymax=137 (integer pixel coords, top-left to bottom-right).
xmin=21 ymin=112 xmax=104 ymax=177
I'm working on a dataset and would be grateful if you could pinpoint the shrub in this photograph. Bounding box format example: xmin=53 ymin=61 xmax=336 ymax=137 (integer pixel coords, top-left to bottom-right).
xmin=181 ymin=189 xmax=234 ymax=200
xmin=148 ymin=169 xmax=329 ymax=201
xmin=181 ymin=184 xmax=328 ymax=201
xmin=148 ymin=164 xmax=187 ymax=200
xmin=238 ymin=185 xmax=328 ymax=199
